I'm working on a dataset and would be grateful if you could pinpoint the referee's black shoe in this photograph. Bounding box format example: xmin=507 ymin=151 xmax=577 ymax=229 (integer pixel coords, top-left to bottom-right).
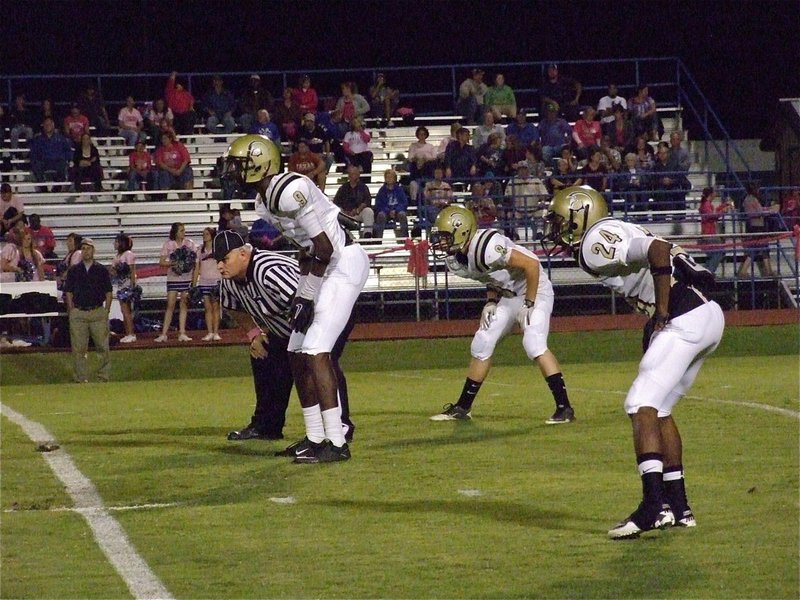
xmin=227 ymin=425 xmax=283 ymax=441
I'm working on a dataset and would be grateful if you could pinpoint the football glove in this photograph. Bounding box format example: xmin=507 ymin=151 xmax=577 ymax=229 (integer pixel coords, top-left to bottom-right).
xmin=516 ymin=301 xmax=535 ymax=329
xmin=480 ymin=301 xmax=497 ymax=330
xmin=290 ymin=297 xmax=314 ymax=334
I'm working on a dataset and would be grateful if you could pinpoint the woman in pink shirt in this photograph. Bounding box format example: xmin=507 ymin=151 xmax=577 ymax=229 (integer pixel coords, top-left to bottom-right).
xmin=293 ymin=75 xmax=319 ymax=115
xmin=343 ymin=117 xmax=373 ymax=176
xmin=111 ymin=233 xmax=138 ymax=343
xmin=156 ymin=222 xmax=197 ymax=343
xmin=117 ymin=96 xmax=144 ymax=147
xmin=1 ymin=231 xmax=45 ymax=283
xmin=192 ymin=227 xmax=222 ymax=341
xmin=154 ymin=130 xmax=194 ymax=193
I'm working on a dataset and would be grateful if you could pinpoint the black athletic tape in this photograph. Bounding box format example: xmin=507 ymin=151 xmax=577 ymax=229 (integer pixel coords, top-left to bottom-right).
xmin=650 ymin=265 xmax=672 ymax=276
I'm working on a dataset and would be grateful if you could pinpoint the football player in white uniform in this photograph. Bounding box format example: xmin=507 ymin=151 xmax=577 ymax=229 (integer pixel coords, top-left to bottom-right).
xmin=222 ymin=134 xmax=369 ymax=463
xmin=545 ymin=186 xmax=725 ymax=539
xmin=428 ymin=205 xmax=574 ymax=424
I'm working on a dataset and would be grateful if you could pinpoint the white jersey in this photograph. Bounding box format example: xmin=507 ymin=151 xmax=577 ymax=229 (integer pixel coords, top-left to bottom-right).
xmin=445 ymin=229 xmax=553 ymax=299
xmin=578 ymin=217 xmax=706 ymax=318
xmin=255 ymin=172 xmax=347 ymax=263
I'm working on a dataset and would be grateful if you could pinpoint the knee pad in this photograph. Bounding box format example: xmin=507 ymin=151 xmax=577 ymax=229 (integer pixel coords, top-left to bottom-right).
xmin=470 ymin=328 xmax=501 ymax=361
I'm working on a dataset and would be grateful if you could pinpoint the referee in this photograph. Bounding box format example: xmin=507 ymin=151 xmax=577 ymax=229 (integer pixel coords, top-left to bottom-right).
xmin=214 ymin=230 xmax=356 ymax=448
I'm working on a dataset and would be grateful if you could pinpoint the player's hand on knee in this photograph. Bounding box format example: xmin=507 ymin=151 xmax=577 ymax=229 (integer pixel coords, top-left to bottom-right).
xmin=250 ymin=335 xmax=268 ymax=359
xmin=480 ymin=301 xmax=497 ymax=330
xmin=290 ymin=297 xmax=314 ymax=334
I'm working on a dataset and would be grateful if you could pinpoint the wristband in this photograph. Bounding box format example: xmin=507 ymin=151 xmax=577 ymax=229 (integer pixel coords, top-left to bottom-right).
xmin=297 ymin=273 xmax=323 ymax=300
xmin=247 ymin=327 xmax=263 ymax=342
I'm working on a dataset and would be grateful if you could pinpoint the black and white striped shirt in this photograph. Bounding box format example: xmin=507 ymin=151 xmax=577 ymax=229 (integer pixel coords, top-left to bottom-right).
xmin=219 ymin=249 xmax=299 ymax=339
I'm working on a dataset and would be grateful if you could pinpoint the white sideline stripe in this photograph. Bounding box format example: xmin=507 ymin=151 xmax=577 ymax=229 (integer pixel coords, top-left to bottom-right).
xmin=4 ymin=502 xmax=180 ymax=514
xmin=0 ymin=403 xmax=174 ymax=600
xmin=389 ymin=374 xmax=800 ymax=419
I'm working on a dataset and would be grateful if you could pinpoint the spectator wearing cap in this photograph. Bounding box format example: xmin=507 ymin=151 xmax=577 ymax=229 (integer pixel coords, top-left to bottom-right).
xmin=484 ymin=73 xmax=517 ymax=121
xmin=540 ymin=63 xmax=582 ymax=122
xmin=238 ymin=74 xmax=274 ymax=133
xmin=293 ymin=75 xmax=319 ymax=115
xmin=297 ymin=112 xmax=335 ymax=174
xmin=203 ymin=75 xmax=237 ymax=135
xmin=63 ymin=237 xmax=112 ymax=383
xmin=288 ymin=140 xmax=327 ymax=191
xmin=369 ymin=73 xmax=400 ymax=127
xmin=537 ymin=102 xmax=573 ymax=165
xmin=457 ymin=68 xmax=488 ymax=125
xmin=249 ymin=109 xmax=281 ymax=142
xmin=506 ymin=112 xmax=540 ymax=148
xmin=165 ymin=71 xmax=196 ymax=135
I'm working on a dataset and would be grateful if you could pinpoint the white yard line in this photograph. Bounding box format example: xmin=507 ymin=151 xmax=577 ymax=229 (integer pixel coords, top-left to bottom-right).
xmin=0 ymin=402 xmax=174 ymax=600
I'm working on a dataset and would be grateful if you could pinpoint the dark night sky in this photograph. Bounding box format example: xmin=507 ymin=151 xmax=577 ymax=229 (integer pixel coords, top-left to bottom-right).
xmin=2 ymin=0 xmax=798 ymax=139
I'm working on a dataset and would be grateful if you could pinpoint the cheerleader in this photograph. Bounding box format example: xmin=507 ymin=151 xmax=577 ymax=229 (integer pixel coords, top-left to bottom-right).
xmin=155 ymin=222 xmax=197 ymax=342
xmin=111 ymin=233 xmax=137 ymax=343
xmin=55 ymin=233 xmax=84 ymax=291
xmin=192 ymin=227 xmax=222 ymax=341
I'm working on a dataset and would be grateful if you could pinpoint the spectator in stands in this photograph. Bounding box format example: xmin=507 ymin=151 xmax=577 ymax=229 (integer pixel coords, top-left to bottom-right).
xmin=444 ymin=126 xmax=477 ymax=186
xmin=117 ymin=96 xmax=144 ymax=146
xmin=192 ymin=227 xmax=221 ymax=342
xmin=154 ymin=129 xmax=194 ymax=195
xmin=374 ymin=168 xmax=409 ymax=238
xmin=698 ymin=187 xmax=734 ymax=274
xmin=437 ymin=122 xmax=462 ymax=158
xmin=2 ymin=229 xmax=45 ymax=282
xmin=217 ymin=204 xmax=248 ymax=237
xmin=738 ymin=181 xmax=775 ymax=278
xmin=56 ymin=233 xmax=83 ymax=291
xmin=333 ymin=164 xmax=375 ymax=237
xmin=40 ymin=98 xmax=59 ymax=125
xmin=666 ymin=130 xmax=690 ymax=214
xmin=28 ymin=214 xmax=56 ymax=260
xmin=155 ymin=222 xmax=197 ymax=343
xmin=165 ymin=72 xmax=196 ymax=135
xmin=3 ymin=219 xmax=26 ymax=247
xmin=597 ymin=83 xmax=627 ymax=137
xmin=0 ymin=183 xmax=25 ymax=238
xmin=343 ymin=117 xmax=373 ymax=176
xmin=456 ymin=68 xmax=488 ymax=126
xmin=203 ymin=75 xmax=237 ymax=135
xmin=71 ymin=133 xmax=104 ymax=193
xmin=615 ymin=153 xmax=650 ymax=214
xmin=547 ymin=158 xmax=579 ymax=194
xmin=30 ymin=117 xmax=72 ymax=192
xmin=629 ymin=84 xmax=660 ymax=141
xmin=651 ymin=142 xmax=688 ymax=216
xmin=476 ymin=132 xmax=505 ymax=179
xmin=76 ymin=84 xmax=111 ymax=135
xmin=143 ymin=98 xmax=174 ymax=143
xmin=575 ymin=149 xmax=608 ymax=193
xmin=484 ymin=73 xmax=517 ymax=121
xmin=63 ymin=104 xmax=90 ymax=147
xmin=632 ymin=134 xmax=655 ymax=171
xmin=248 ymin=109 xmax=281 ymax=142
xmin=273 ymin=88 xmax=302 ymax=142
xmin=407 ymin=125 xmax=438 ymax=204
xmin=467 ymin=181 xmax=498 ymax=228
xmin=571 ymin=106 xmax=602 ymax=160
xmin=506 ymin=162 xmax=549 ymax=221
xmin=560 ymin=145 xmax=578 ymax=173
xmin=297 ymin=112 xmax=334 ymax=180
xmin=127 ymin=140 xmax=154 ymax=192
xmin=369 ymin=73 xmax=400 ymax=127
xmin=538 ymin=102 xmax=572 ymax=166
xmin=522 ymin=143 xmax=548 ymax=179
xmin=506 ymin=112 xmax=539 ymax=148
xmin=111 ymin=233 xmax=137 ymax=343
xmin=781 ymin=189 xmax=800 ymax=229
xmin=472 ymin=111 xmax=505 ymax=150
xmin=9 ymin=94 xmax=36 ymax=149
xmin=423 ymin=164 xmax=454 ymax=225
xmin=598 ymin=135 xmax=622 ymax=172
xmin=64 ymin=237 xmax=112 ymax=382
xmin=502 ymin=134 xmax=527 ymax=177
xmin=323 ymin=109 xmax=349 ymax=164
xmin=288 ymin=140 xmax=326 ymax=190
xmin=238 ymin=74 xmax=273 ymax=133
xmin=540 ymin=63 xmax=582 ymax=121
xmin=335 ymin=82 xmax=369 ymax=125
xmin=609 ymin=102 xmax=635 ymax=152
xmin=293 ymin=75 xmax=319 ymax=115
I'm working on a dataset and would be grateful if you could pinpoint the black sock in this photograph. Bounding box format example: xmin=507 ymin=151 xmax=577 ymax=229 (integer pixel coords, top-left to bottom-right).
xmin=663 ymin=464 xmax=688 ymax=514
xmin=545 ymin=373 xmax=570 ymax=409
xmin=637 ymin=452 xmax=664 ymax=509
xmin=456 ymin=378 xmax=482 ymax=410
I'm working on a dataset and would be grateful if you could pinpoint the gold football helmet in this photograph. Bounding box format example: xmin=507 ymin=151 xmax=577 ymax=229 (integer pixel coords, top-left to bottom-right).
xmin=544 ymin=186 xmax=609 ymax=252
xmin=222 ymin=134 xmax=281 ymax=186
xmin=430 ymin=205 xmax=477 ymax=255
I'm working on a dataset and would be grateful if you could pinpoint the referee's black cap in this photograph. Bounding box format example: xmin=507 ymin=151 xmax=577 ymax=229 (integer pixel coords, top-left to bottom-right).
xmin=213 ymin=230 xmax=246 ymax=261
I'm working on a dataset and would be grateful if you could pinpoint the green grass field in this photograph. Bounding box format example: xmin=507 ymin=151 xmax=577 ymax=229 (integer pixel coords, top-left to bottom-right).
xmin=1 ymin=325 xmax=798 ymax=599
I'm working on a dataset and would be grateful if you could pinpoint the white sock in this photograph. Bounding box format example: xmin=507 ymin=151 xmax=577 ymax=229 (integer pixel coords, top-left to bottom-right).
xmin=322 ymin=406 xmax=346 ymax=447
xmin=302 ymin=405 xmax=325 ymax=443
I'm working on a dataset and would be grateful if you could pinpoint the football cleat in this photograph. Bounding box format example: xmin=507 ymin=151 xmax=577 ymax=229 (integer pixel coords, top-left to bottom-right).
xmin=429 ymin=403 xmax=472 ymax=421
xmin=274 ymin=436 xmax=315 ymax=457
xmin=673 ymin=508 xmax=697 ymax=528
xmin=293 ymin=441 xmax=351 ymax=464
xmin=608 ymin=503 xmax=675 ymax=540
xmin=546 ymin=406 xmax=575 ymax=425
